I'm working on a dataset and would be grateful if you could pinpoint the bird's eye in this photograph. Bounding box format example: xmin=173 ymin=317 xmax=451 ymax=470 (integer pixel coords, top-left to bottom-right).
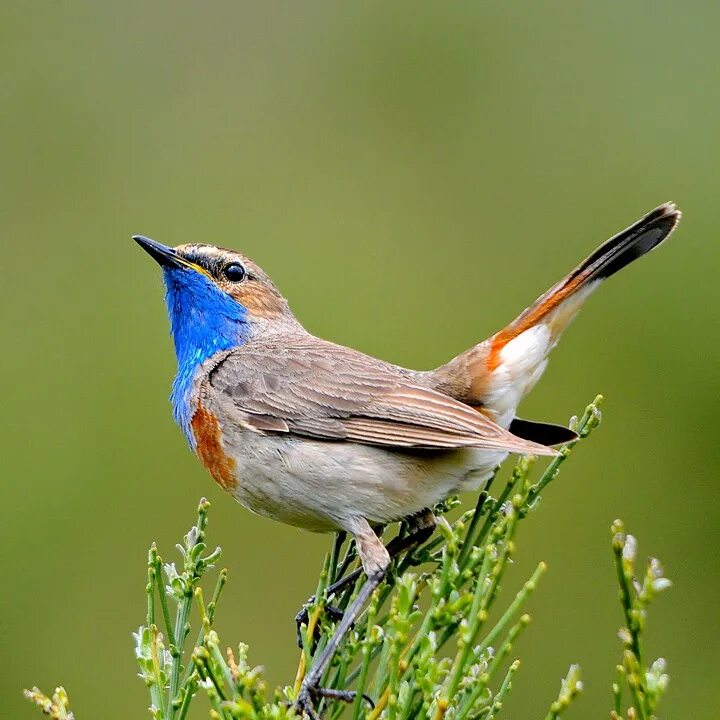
xmin=223 ymin=262 xmax=246 ymax=282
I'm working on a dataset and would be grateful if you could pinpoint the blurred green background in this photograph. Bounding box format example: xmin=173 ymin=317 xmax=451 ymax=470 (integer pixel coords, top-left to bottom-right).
xmin=2 ymin=1 xmax=718 ymax=717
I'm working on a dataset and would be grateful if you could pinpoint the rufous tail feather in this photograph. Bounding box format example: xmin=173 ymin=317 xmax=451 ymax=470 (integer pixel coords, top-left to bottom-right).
xmin=487 ymin=202 xmax=681 ymax=369
xmin=429 ymin=202 xmax=681 ymax=419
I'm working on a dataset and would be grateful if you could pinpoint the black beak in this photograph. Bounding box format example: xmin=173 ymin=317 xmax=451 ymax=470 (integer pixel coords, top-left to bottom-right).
xmin=133 ymin=235 xmax=187 ymax=269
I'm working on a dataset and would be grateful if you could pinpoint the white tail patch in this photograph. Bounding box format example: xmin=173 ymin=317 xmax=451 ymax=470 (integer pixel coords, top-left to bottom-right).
xmin=484 ymin=325 xmax=551 ymax=427
xmin=484 ymin=281 xmax=600 ymax=427
xmin=499 ymin=324 xmax=552 ymax=376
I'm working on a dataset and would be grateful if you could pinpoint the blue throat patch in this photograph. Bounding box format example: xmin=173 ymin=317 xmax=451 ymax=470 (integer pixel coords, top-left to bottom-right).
xmin=162 ymin=267 xmax=249 ymax=446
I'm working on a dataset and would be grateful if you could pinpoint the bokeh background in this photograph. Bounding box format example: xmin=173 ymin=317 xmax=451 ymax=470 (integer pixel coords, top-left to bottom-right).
xmin=2 ymin=2 xmax=719 ymax=718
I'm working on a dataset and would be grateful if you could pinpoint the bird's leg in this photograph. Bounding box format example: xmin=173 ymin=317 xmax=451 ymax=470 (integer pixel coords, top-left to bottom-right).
xmin=295 ymin=519 xmax=390 ymax=719
xmin=326 ymin=508 xmax=436 ymax=596
xmin=295 ymin=510 xmax=436 ymax=649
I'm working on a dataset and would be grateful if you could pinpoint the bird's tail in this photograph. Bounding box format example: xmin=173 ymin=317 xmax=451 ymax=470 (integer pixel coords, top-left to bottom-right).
xmin=487 ymin=201 xmax=681 ymax=368
xmin=431 ymin=202 xmax=681 ymax=427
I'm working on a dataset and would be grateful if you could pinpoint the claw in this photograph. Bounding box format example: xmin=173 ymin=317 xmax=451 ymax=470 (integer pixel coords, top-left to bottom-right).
xmin=316 ymin=687 xmax=375 ymax=708
xmin=325 ymin=605 xmax=345 ymax=622
xmin=295 ymin=681 xmax=374 ymax=718
xmin=295 ymin=605 xmax=310 ymax=649
xmin=295 ymin=685 xmax=322 ymax=720
xmin=295 ymin=603 xmax=346 ymax=650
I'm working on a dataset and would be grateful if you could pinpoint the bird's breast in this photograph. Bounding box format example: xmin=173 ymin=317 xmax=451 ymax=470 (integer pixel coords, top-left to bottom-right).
xmin=190 ymin=401 xmax=238 ymax=491
xmin=187 ymin=383 xmax=508 ymax=531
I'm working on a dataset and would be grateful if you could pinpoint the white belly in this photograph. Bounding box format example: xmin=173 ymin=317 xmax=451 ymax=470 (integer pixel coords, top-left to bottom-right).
xmin=219 ymin=426 xmax=507 ymax=532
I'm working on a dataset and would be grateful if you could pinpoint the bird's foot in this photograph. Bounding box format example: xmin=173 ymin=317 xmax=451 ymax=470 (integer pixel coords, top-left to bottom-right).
xmin=295 ymin=602 xmax=346 ymax=650
xmin=294 ymin=681 xmax=374 ymax=718
xmin=294 ymin=684 xmax=321 ymax=720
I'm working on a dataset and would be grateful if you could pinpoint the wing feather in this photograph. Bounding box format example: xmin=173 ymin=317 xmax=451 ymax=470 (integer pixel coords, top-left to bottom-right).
xmin=206 ymin=336 xmax=556 ymax=455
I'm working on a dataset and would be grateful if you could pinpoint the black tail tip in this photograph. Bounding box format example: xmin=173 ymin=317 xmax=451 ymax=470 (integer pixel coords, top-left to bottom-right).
xmin=625 ymin=200 xmax=682 ymax=258
xmin=635 ymin=200 xmax=682 ymax=253
xmin=584 ymin=201 xmax=682 ymax=283
xmin=648 ymin=201 xmax=682 ymax=227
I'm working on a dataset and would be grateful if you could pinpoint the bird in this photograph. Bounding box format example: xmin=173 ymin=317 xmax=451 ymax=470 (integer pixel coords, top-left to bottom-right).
xmin=134 ymin=201 xmax=680 ymax=717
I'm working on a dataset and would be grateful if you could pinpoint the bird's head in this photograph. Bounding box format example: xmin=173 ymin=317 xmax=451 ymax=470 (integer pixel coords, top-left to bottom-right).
xmin=135 ymin=235 xmax=299 ymax=441
xmin=135 ymin=235 xmax=295 ymax=369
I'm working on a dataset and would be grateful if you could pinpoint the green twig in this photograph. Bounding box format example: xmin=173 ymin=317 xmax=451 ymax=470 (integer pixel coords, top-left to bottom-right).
xmin=544 ymin=664 xmax=583 ymax=720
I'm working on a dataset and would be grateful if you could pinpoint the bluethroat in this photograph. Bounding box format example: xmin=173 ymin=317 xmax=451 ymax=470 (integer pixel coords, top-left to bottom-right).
xmin=135 ymin=202 xmax=680 ymax=717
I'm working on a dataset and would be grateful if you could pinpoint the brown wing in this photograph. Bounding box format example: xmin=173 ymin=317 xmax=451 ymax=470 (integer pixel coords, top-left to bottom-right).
xmin=206 ymin=335 xmax=557 ymax=455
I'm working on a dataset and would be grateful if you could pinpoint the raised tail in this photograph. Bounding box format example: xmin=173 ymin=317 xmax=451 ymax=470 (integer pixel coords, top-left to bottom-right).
xmin=488 ymin=201 xmax=680 ymax=365
xmin=430 ymin=202 xmax=681 ymax=427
